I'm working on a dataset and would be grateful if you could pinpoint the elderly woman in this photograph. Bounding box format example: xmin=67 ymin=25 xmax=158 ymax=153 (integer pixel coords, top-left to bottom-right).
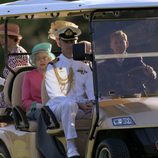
xmin=22 ymin=42 xmax=55 ymax=120
xmin=0 ymin=23 xmax=29 ymax=79
xmin=0 ymin=23 xmax=30 ymax=108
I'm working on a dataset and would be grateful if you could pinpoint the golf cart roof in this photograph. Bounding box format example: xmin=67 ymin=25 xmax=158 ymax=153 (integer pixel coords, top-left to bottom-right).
xmin=0 ymin=0 xmax=158 ymax=19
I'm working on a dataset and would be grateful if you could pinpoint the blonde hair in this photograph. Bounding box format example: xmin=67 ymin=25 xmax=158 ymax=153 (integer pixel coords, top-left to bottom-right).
xmin=48 ymin=20 xmax=79 ymax=40
xmin=110 ymin=30 xmax=128 ymax=41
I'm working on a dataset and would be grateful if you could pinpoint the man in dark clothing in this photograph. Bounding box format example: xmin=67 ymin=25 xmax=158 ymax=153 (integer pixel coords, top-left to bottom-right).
xmin=98 ymin=30 xmax=157 ymax=98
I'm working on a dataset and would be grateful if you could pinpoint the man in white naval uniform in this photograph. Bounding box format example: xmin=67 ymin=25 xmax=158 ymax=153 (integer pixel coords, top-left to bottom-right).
xmin=45 ymin=25 xmax=94 ymax=158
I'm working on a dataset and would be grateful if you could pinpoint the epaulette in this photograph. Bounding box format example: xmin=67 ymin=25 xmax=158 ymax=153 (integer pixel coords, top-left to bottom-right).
xmin=48 ymin=57 xmax=59 ymax=65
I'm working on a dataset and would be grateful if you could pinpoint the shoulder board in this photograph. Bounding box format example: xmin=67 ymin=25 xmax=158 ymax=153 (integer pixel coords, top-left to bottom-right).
xmin=48 ymin=57 xmax=59 ymax=65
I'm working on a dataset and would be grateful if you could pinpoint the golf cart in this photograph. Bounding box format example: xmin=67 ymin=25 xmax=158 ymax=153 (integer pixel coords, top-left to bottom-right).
xmin=1 ymin=0 xmax=158 ymax=158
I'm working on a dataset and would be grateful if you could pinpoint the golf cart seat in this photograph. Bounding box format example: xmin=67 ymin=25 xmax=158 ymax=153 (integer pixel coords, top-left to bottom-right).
xmin=41 ymin=80 xmax=92 ymax=135
xmin=0 ymin=66 xmax=33 ymax=122
xmin=3 ymin=66 xmax=37 ymax=131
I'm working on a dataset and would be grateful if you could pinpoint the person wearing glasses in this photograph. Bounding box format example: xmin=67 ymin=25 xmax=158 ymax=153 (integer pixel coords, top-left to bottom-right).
xmin=22 ymin=42 xmax=55 ymax=120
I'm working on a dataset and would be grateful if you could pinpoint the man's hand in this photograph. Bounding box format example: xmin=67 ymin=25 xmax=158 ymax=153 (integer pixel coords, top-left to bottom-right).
xmin=78 ymin=101 xmax=93 ymax=113
xmin=145 ymin=65 xmax=157 ymax=79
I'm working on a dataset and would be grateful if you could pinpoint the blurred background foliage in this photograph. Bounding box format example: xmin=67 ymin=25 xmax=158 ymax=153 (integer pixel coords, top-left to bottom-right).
xmin=0 ymin=0 xmax=89 ymax=76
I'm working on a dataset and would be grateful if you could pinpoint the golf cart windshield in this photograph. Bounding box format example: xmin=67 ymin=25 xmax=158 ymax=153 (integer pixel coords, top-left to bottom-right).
xmin=93 ymin=10 xmax=158 ymax=99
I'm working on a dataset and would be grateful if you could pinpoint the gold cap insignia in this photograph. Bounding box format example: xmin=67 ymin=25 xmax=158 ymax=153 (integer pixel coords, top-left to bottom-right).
xmin=65 ymin=29 xmax=74 ymax=37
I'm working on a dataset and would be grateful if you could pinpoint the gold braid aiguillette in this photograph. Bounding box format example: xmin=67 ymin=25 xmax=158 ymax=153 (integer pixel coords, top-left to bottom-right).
xmin=52 ymin=64 xmax=74 ymax=95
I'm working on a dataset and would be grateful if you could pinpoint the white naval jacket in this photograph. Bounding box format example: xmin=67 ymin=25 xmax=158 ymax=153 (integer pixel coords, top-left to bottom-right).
xmin=45 ymin=54 xmax=94 ymax=107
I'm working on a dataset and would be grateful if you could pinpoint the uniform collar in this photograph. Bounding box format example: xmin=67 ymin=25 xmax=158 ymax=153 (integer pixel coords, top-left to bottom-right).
xmin=60 ymin=54 xmax=73 ymax=64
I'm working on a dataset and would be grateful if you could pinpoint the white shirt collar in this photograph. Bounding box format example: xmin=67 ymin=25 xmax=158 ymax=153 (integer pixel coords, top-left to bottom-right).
xmin=59 ymin=54 xmax=73 ymax=64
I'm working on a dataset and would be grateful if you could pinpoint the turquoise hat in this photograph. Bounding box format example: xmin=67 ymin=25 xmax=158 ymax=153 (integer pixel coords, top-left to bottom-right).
xmin=30 ymin=42 xmax=55 ymax=66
